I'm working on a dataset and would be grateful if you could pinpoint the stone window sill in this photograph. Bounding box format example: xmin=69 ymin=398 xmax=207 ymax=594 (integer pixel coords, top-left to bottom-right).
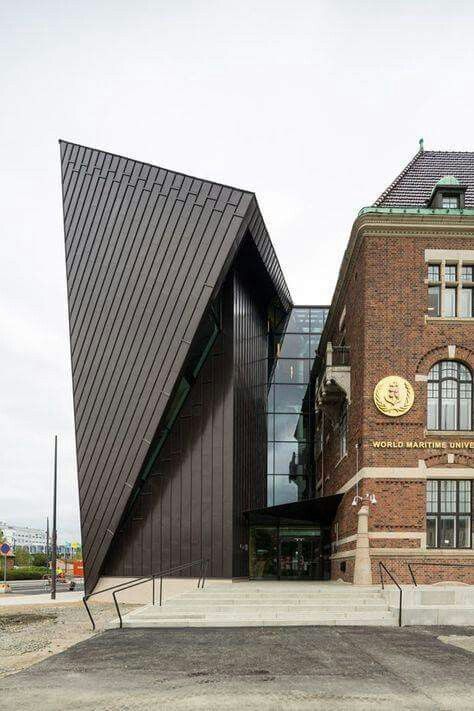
xmin=425 ymin=316 xmax=474 ymax=323
xmin=424 ymin=429 xmax=474 ymax=437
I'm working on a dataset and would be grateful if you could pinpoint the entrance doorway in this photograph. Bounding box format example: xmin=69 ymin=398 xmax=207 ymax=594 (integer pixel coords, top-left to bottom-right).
xmin=279 ymin=534 xmax=321 ymax=580
xmin=249 ymin=523 xmax=325 ymax=580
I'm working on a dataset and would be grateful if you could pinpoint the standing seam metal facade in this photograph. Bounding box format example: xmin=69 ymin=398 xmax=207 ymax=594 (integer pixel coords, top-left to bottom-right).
xmin=60 ymin=141 xmax=291 ymax=591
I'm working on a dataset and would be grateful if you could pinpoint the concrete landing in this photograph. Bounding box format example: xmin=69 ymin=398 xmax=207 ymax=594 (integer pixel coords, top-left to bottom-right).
xmin=114 ymin=581 xmax=398 ymax=628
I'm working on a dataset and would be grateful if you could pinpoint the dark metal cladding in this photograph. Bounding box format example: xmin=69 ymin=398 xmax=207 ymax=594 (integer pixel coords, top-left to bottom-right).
xmin=59 ymin=141 xmax=291 ymax=592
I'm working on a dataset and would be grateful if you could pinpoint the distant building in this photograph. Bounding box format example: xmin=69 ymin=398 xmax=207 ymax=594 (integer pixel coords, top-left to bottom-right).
xmin=1 ymin=522 xmax=47 ymax=553
xmin=0 ymin=521 xmax=78 ymax=556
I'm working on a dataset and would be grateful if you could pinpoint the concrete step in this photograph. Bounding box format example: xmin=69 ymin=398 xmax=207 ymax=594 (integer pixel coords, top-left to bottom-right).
xmin=121 ymin=617 xmax=396 ymax=628
xmin=174 ymin=594 xmax=384 ymax=603
xmin=132 ymin=603 xmax=388 ymax=615
xmin=115 ymin=583 xmax=397 ymax=629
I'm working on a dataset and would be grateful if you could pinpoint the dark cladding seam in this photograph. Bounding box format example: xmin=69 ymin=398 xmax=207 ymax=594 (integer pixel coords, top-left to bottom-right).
xmin=79 ymin=187 xmax=231 ymax=547
xmin=83 ymin=203 xmax=246 ymax=579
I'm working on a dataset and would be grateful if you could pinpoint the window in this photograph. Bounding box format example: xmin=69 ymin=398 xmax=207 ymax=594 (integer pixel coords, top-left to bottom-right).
xmin=445 ymin=264 xmax=457 ymax=282
xmin=442 ymin=195 xmax=460 ymax=209
xmin=427 ymin=361 xmax=473 ymax=431
xmin=460 ymin=288 xmax=473 ymax=318
xmin=444 ymin=287 xmax=457 ymax=317
xmin=427 ymin=480 xmax=472 ymax=548
xmin=428 ymin=286 xmax=441 ymax=317
xmin=427 ymin=261 xmax=474 ymax=318
xmin=428 ymin=264 xmax=441 ymax=282
xmin=339 ymin=401 xmax=348 ymax=460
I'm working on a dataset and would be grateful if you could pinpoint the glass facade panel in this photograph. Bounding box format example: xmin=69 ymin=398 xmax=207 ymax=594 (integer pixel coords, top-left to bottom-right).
xmin=267 ymin=306 xmax=328 ymax=506
xmin=273 ymin=413 xmax=308 ymax=442
xmin=279 ymin=334 xmax=311 ymax=359
xmin=249 ymin=527 xmax=278 ymax=578
xmin=274 ymin=384 xmax=309 ymax=413
xmin=273 ymin=359 xmax=309 ymax=384
xmin=462 ymin=265 xmax=474 ymax=281
xmin=274 ymin=475 xmax=301 ymax=505
xmin=274 ymin=442 xmax=306 ymax=474
xmin=286 ymin=308 xmax=311 ymax=332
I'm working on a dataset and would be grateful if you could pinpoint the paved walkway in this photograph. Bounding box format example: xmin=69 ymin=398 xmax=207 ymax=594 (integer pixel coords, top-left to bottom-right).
xmin=1 ymin=625 xmax=473 ymax=709
xmin=0 ymin=591 xmax=83 ymax=606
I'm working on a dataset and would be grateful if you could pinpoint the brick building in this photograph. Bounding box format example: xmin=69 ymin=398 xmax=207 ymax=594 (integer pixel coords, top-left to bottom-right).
xmin=316 ymin=146 xmax=474 ymax=585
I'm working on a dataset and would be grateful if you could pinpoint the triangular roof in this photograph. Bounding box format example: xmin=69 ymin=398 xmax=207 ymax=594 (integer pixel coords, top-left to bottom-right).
xmin=60 ymin=141 xmax=292 ymax=591
xmin=375 ymin=149 xmax=474 ymax=207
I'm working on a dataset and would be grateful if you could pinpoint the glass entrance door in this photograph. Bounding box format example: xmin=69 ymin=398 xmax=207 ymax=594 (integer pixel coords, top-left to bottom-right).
xmin=279 ymin=535 xmax=321 ymax=579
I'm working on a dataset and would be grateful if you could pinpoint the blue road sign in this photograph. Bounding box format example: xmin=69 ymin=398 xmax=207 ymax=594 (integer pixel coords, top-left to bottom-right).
xmin=1 ymin=543 xmax=11 ymax=555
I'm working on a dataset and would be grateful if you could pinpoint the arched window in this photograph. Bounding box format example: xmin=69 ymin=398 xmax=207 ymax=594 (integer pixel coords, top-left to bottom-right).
xmin=427 ymin=361 xmax=472 ymax=431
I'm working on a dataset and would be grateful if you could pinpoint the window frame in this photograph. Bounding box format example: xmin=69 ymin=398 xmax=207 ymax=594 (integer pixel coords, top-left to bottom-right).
xmin=427 ymin=360 xmax=473 ymax=432
xmin=426 ymin=479 xmax=472 ymax=549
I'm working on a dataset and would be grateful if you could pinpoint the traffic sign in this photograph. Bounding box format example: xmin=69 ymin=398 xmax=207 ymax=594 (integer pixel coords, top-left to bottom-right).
xmin=0 ymin=543 xmax=11 ymax=556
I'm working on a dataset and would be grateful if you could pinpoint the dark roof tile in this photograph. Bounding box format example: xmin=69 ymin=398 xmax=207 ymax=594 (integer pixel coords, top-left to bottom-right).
xmin=375 ymin=150 xmax=474 ymax=207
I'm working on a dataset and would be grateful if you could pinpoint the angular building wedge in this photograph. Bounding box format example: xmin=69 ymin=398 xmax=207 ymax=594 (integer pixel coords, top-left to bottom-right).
xmin=60 ymin=141 xmax=292 ymax=592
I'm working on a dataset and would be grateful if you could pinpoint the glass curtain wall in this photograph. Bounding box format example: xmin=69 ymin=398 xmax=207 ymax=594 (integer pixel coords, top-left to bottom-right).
xmin=267 ymin=307 xmax=328 ymax=506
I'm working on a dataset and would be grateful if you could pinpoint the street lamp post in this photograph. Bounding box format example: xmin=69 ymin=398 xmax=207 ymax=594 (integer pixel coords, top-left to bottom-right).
xmin=51 ymin=435 xmax=58 ymax=601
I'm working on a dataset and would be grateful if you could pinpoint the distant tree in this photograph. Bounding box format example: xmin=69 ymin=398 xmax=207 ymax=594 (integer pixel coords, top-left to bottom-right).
xmin=31 ymin=552 xmax=48 ymax=567
xmin=13 ymin=546 xmax=31 ymax=566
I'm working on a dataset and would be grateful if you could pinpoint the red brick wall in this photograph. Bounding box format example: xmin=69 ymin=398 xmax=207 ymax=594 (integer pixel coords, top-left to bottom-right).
xmin=319 ymin=217 xmax=474 ymax=583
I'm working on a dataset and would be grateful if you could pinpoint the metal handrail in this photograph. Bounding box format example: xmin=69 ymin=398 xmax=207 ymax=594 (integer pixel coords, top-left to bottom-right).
xmin=83 ymin=558 xmax=208 ymax=630
xmin=407 ymin=560 xmax=474 ymax=587
xmin=378 ymin=561 xmax=403 ymax=627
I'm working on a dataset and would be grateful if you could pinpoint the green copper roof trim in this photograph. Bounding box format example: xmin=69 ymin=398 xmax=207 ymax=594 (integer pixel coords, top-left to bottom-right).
xmin=358 ymin=206 xmax=474 ymax=217
xmin=436 ymin=175 xmax=460 ymax=186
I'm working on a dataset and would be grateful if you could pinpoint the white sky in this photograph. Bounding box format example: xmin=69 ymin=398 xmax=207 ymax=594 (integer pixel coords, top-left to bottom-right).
xmin=2 ymin=0 xmax=474 ymax=541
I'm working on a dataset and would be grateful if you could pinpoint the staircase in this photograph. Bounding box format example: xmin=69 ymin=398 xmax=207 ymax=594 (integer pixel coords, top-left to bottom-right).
xmin=117 ymin=582 xmax=398 ymax=628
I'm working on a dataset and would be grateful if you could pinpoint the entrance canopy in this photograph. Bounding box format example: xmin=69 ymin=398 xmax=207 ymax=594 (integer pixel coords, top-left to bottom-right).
xmin=245 ymin=494 xmax=342 ymax=526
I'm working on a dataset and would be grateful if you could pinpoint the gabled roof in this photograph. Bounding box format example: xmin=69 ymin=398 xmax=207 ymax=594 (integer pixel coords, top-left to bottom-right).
xmin=375 ymin=149 xmax=474 ymax=207
xmin=60 ymin=141 xmax=291 ymax=591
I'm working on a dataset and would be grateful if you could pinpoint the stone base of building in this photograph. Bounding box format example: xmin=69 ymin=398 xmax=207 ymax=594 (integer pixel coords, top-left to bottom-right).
xmin=331 ymin=554 xmax=474 ymax=585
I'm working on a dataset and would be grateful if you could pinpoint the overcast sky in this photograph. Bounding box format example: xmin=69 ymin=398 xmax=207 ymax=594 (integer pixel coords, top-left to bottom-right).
xmin=2 ymin=0 xmax=474 ymax=541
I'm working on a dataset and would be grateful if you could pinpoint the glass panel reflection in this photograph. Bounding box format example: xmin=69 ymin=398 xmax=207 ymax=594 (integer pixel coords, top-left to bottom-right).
xmin=286 ymin=308 xmax=311 ymax=333
xmin=274 ymin=475 xmax=308 ymax=505
xmin=249 ymin=527 xmax=278 ymax=578
xmin=273 ymin=385 xmax=309 ymax=413
xmin=279 ymin=334 xmax=310 ymax=359
xmin=273 ymin=359 xmax=309 ymax=384
xmin=274 ymin=442 xmax=306 ymax=474
xmin=274 ymin=413 xmax=307 ymax=442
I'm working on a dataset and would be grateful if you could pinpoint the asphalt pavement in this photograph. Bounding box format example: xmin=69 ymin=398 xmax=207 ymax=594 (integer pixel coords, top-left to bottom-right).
xmin=1 ymin=625 xmax=474 ymax=710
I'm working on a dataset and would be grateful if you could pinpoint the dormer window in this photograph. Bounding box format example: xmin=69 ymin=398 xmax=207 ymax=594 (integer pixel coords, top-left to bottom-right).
xmin=427 ymin=175 xmax=466 ymax=209
xmin=442 ymin=194 xmax=459 ymax=209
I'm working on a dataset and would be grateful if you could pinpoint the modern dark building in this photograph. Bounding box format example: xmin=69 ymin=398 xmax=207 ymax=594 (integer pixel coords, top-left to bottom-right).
xmin=60 ymin=141 xmax=332 ymax=593
xmin=63 ymin=141 xmax=474 ymax=593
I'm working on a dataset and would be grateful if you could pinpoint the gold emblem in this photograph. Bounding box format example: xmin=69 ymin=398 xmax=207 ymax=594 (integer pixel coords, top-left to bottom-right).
xmin=373 ymin=375 xmax=414 ymax=417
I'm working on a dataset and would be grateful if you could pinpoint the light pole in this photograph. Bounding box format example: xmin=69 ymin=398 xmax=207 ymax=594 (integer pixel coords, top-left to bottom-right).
xmin=51 ymin=436 xmax=58 ymax=600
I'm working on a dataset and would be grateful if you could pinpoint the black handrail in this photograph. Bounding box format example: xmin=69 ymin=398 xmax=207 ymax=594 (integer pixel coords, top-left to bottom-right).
xmin=378 ymin=561 xmax=403 ymax=627
xmin=407 ymin=560 xmax=474 ymax=587
xmin=83 ymin=558 xmax=208 ymax=631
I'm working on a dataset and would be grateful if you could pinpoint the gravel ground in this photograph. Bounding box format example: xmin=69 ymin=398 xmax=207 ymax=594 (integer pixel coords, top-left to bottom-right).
xmin=0 ymin=601 xmax=136 ymax=677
